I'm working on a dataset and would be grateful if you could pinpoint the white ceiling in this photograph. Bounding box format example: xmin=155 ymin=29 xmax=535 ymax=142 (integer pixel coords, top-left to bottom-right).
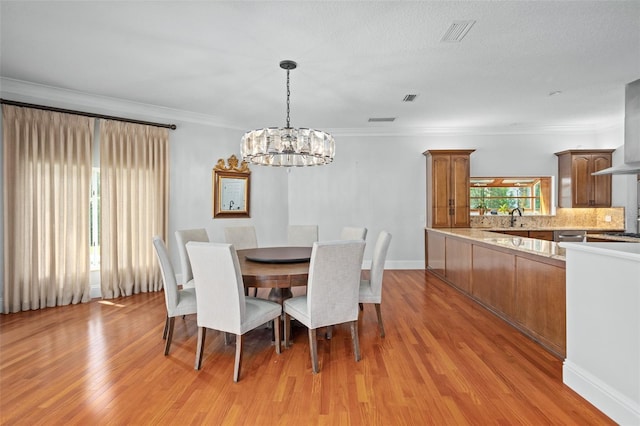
xmin=1 ymin=1 xmax=639 ymax=134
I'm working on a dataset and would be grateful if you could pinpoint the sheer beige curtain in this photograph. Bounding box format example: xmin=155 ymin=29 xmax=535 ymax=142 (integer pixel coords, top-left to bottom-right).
xmin=3 ymin=105 xmax=93 ymax=313
xmin=100 ymin=120 xmax=168 ymax=298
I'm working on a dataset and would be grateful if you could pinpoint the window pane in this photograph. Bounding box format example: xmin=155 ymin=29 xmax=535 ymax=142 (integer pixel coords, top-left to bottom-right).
xmin=90 ymin=168 xmax=100 ymax=270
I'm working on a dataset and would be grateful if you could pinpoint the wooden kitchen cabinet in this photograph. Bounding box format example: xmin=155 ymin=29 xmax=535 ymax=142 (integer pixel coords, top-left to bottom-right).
xmin=528 ymin=230 xmax=554 ymax=241
xmin=426 ymin=230 xmax=446 ymax=276
xmin=495 ymin=230 xmax=554 ymax=241
xmin=425 ymin=228 xmax=567 ymax=357
xmin=445 ymin=237 xmax=472 ymax=293
xmin=499 ymin=230 xmax=529 ymax=238
xmin=514 ymin=257 xmax=566 ymax=355
xmin=555 ymin=149 xmax=614 ymax=208
xmin=471 ymin=245 xmax=516 ymax=318
xmin=424 ymin=149 xmax=474 ymax=228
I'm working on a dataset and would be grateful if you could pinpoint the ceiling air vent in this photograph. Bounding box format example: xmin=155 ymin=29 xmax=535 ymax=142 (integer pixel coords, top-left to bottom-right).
xmin=403 ymin=94 xmax=418 ymax=102
xmin=441 ymin=20 xmax=476 ymax=42
xmin=368 ymin=117 xmax=396 ymax=122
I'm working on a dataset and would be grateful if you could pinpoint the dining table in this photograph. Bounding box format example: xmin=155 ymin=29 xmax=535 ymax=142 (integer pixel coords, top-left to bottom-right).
xmin=236 ymin=246 xmax=312 ymax=305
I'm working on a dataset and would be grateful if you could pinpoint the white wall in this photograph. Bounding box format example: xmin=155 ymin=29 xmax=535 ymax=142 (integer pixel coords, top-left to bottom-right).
xmin=167 ymin=121 xmax=289 ymax=263
xmin=288 ymin=134 xmax=426 ymax=268
xmin=0 ymin=80 xmax=633 ymax=309
xmin=288 ymin=127 xmax=627 ymax=270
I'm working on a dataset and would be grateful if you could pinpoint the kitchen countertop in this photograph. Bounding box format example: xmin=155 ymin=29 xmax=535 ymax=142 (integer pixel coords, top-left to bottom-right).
xmin=560 ymin=241 xmax=640 ymax=260
xmin=427 ymin=228 xmax=566 ymax=261
xmin=585 ymin=233 xmax=640 ymax=242
xmin=476 ymin=226 xmax=624 ymax=231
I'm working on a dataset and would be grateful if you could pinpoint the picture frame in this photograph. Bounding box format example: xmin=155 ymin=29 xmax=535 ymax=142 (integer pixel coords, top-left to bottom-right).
xmin=212 ymin=155 xmax=251 ymax=218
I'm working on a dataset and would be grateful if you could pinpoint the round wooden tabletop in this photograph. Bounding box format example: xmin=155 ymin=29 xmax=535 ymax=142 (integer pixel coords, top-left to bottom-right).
xmin=243 ymin=246 xmax=312 ymax=263
xmin=237 ymin=247 xmax=311 ymax=290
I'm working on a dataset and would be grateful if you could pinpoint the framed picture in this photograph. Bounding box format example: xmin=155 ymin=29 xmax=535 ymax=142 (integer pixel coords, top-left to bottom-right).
xmin=212 ymin=155 xmax=251 ymax=218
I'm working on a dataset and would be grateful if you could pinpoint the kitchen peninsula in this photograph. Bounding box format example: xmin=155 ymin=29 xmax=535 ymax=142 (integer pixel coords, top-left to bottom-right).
xmin=561 ymin=242 xmax=640 ymax=425
xmin=425 ymin=228 xmax=566 ymax=357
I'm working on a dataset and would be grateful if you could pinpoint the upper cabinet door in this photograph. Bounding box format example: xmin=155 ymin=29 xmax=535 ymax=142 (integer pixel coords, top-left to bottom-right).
xmin=450 ymin=154 xmax=471 ymax=227
xmin=424 ymin=150 xmax=474 ymax=228
xmin=431 ymin=155 xmax=453 ymax=228
xmin=555 ymin=149 xmax=614 ymax=208
xmin=590 ymin=154 xmax=612 ymax=207
xmin=571 ymin=154 xmax=593 ymax=207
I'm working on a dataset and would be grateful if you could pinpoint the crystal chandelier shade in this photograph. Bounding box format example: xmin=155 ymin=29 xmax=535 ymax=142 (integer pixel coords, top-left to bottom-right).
xmin=240 ymin=60 xmax=335 ymax=167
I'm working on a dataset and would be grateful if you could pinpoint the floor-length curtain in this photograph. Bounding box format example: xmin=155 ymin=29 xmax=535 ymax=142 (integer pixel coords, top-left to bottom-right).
xmin=100 ymin=120 xmax=168 ymax=298
xmin=3 ymin=105 xmax=93 ymax=313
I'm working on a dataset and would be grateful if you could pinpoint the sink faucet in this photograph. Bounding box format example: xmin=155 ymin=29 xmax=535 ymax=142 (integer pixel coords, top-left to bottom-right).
xmin=509 ymin=207 xmax=523 ymax=227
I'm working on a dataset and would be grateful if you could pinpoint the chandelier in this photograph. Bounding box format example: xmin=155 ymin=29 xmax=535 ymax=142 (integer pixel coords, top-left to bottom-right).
xmin=240 ymin=60 xmax=335 ymax=167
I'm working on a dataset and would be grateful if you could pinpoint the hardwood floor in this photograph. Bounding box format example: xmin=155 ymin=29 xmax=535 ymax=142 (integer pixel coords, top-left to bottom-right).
xmin=0 ymin=270 xmax=613 ymax=425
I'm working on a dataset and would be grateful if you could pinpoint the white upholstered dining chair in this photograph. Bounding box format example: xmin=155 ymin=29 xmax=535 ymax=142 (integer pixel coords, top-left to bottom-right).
xmin=175 ymin=228 xmax=209 ymax=288
xmin=359 ymin=231 xmax=392 ymax=337
xmin=340 ymin=226 xmax=367 ymax=241
xmin=283 ymin=240 xmax=366 ymax=374
xmin=224 ymin=226 xmax=258 ymax=250
xmin=224 ymin=225 xmax=259 ymax=296
xmin=288 ymin=225 xmax=319 ymax=247
xmin=152 ymin=236 xmax=198 ymax=356
xmin=186 ymin=241 xmax=282 ymax=382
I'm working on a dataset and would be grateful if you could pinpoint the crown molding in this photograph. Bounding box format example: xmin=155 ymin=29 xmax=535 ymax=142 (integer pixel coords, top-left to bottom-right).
xmin=1 ymin=78 xmax=622 ymax=136
xmin=328 ymin=121 xmax=623 ymax=137
xmin=0 ymin=78 xmax=243 ymax=130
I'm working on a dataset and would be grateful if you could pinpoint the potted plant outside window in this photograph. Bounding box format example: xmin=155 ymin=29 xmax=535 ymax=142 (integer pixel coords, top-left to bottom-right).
xmin=475 ymin=201 xmax=487 ymax=216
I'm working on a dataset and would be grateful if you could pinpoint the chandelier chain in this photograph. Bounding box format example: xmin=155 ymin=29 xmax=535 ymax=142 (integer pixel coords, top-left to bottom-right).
xmin=286 ymin=69 xmax=291 ymax=128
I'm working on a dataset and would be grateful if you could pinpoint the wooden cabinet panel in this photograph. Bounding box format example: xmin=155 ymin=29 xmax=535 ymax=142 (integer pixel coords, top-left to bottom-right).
xmin=500 ymin=230 xmax=529 ymax=237
xmin=556 ymin=150 xmax=613 ymax=208
xmin=451 ymin=154 xmax=471 ymax=227
xmin=471 ymin=245 xmax=515 ymax=318
xmin=431 ymin=155 xmax=453 ymax=228
xmin=497 ymin=230 xmax=554 ymax=241
xmin=427 ymin=231 xmax=446 ymax=277
xmin=528 ymin=231 xmax=554 ymax=241
xmin=424 ymin=150 xmax=474 ymax=228
xmin=591 ymin=154 xmax=613 ymax=206
xmin=445 ymin=237 xmax=471 ymax=293
xmin=514 ymin=257 xmax=566 ymax=355
xmin=571 ymin=154 xmax=592 ymax=207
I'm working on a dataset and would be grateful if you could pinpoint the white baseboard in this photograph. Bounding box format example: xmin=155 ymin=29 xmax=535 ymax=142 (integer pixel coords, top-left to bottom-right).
xmin=563 ymin=360 xmax=640 ymax=425
xmin=385 ymin=260 xmax=425 ymax=270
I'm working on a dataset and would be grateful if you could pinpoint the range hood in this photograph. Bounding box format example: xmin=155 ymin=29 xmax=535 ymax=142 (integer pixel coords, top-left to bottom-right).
xmin=592 ymin=78 xmax=640 ymax=175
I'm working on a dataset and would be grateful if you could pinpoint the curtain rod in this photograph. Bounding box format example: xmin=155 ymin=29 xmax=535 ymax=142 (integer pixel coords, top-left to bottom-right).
xmin=0 ymin=98 xmax=177 ymax=130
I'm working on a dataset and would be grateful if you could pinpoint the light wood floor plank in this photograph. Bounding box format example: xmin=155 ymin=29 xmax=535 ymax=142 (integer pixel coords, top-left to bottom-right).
xmin=0 ymin=270 xmax=614 ymax=425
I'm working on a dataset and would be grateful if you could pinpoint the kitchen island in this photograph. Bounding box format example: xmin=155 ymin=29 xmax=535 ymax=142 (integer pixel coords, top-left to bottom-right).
xmin=560 ymin=242 xmax=640 ymax=425
xmin=425 ymin=228 xmax=566 ymax=357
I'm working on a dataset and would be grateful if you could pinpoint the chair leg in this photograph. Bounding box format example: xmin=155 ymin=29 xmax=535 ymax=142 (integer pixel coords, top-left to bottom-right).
xmin=274 ymin=316 xmax=281 ymax=354
xmin=162 ymin=315 xmax=170 ymax=340
xmin=164 ymin=317 xmax=176 ymax=356
xmin=234 ymin=334 xmax=243 ymax=382
xmin=350 ymin=321 xmax=361 ymax=362
xmin=309 ymin=328 xmax=319 ymax=374
xmin=224 ymin=332 xmax=231 ymax=345
xmin=375 ymin=303 xmax=385 ymax=337
xmin=284 ymin=313 xmax=291 ymax=348
xmin=326 ymin=325 xmax=333 ymax=340
xmin=195 ymin=326 xmax=207 ymax=370
xmin=359 ymin=303 xmax=364 ymax=311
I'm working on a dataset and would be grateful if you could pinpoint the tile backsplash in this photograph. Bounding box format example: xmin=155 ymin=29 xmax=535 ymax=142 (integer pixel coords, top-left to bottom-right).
xmin=470 ymin=207 xmax=625 ymax=230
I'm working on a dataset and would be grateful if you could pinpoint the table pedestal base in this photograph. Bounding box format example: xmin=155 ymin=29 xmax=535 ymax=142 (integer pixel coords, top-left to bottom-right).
xmin=267 ymin=288 xmax=293 ymax=305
